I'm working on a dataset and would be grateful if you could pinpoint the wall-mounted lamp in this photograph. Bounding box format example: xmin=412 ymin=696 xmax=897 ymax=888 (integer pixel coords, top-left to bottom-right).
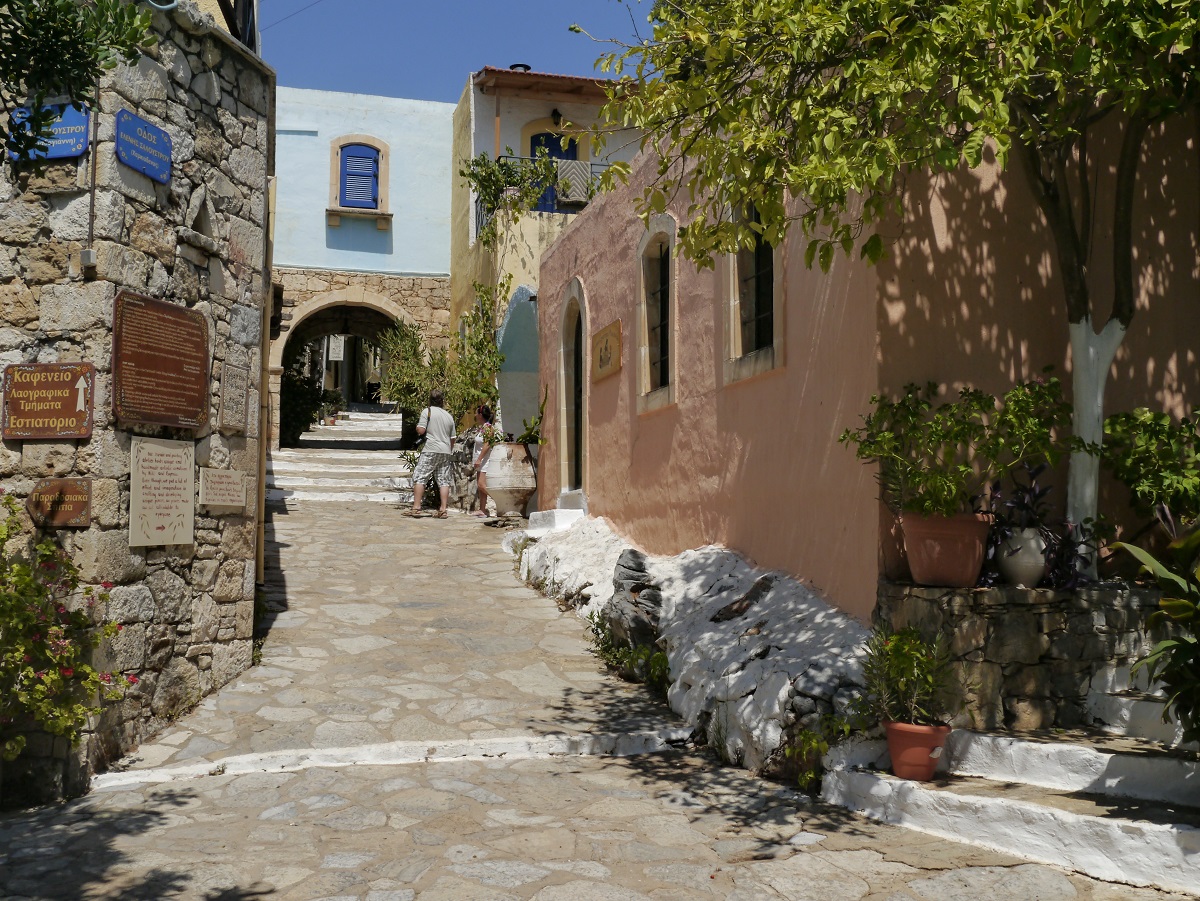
xmin=551 ymin=108 xmax=562 ymax=128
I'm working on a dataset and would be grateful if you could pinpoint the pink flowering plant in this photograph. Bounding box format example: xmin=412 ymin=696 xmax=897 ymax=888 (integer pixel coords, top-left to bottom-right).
xmin=0 ymin=494 xmax=127 ymax=762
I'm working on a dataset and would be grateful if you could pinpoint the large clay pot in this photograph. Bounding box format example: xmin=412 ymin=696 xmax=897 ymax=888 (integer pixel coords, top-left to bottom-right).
xmin=900 ymin=513 xmax=990 ymax=588
xmin=487 ymin=443 xmax=537 ymax=515
xmin=998 ymin=527 xmax=1048 ymax=588
xmin=885 ymin=721 xmax=952 ymax=781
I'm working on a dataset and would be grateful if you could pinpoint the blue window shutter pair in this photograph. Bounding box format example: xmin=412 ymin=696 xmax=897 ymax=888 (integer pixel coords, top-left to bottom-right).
xmin=339 ymin=144 xmax=379 ymax=209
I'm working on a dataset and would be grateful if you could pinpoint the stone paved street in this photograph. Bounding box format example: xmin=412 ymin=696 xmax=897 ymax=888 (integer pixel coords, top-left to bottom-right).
xmin=0 ymin=501 xmax=1193 ymax=900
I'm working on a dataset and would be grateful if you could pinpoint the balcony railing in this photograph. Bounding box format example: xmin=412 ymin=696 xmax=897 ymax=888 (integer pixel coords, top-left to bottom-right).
xmin=474 ymin=157 xmax=611 ymax=239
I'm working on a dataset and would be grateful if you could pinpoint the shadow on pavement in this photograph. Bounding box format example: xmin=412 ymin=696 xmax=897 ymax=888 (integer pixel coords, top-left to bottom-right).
xmin=0 ymin=786 xmax=274 ymax=899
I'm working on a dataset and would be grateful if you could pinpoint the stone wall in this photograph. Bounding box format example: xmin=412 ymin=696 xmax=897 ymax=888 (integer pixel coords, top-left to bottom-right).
xmin=876 ymin=582 xmax=1171 ymax=731
xmin=0 ymin=2 xmax=273 ymax=801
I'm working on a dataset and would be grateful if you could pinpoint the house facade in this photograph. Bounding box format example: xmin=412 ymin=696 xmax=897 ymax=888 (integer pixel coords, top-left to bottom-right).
xmin=268 ymin=87 xmax=455 ymax=446
xmin=450 ymin=66 xmax=640 ymax=435
xmin=536 ymin=116 xmax=1200 ymax=622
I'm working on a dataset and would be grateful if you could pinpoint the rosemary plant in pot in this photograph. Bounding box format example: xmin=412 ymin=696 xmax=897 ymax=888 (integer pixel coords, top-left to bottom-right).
xmin=854 ymin=624 xmax=957 ymax=781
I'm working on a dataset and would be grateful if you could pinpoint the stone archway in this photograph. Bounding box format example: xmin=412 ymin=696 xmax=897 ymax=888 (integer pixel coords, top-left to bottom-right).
xmin=268 ymin=285 xmax=420 ymax=450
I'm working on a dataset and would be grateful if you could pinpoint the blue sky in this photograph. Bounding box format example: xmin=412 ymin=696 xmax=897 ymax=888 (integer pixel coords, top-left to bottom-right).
xmin=260 ymin=1 xmax=651 ymax=104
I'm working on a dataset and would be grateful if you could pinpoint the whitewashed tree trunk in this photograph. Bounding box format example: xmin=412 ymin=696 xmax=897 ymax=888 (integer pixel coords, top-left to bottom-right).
xmin=1067 ymin=317 xmax=1127 ymax=573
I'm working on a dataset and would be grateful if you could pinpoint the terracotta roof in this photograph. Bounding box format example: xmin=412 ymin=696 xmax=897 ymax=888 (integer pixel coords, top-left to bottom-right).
xmin=473 ymin=66 xmax=610 ymax=101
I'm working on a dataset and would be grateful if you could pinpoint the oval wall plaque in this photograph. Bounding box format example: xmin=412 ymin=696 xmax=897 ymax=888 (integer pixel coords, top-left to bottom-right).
xmin=113 ymin=291 xmax=211 ymax=430
xmin=27 ymin=478 xmax=91 ymax=528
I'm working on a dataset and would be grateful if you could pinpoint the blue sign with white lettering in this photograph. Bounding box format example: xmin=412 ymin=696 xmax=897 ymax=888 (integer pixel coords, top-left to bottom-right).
xmin=6 ymin=104 xmax=91 ymax=161
xmin=115 ymin=109 xmax=172 ymax=184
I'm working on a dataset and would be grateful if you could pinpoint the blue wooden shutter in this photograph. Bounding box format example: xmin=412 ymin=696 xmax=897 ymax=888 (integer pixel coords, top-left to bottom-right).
xmin=340 ymin=144 xmax=379 ymax=209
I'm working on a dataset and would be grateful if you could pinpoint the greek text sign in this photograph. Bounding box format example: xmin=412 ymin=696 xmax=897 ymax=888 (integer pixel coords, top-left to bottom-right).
xmin=130 ymin=437 xmax=194 ymax=547
xmin=199 ymin=468 xmax=246 ymax=509
xmin=328 ymin=335 xmax=345 ymax=362
xmin=2 ymin=362 xmax=95 ymax=440
xmin=7 ymin=104 xmax=90 ymax=161
xmin=113 ymin=292 xmax=211 ymax=430
xmin=591 ymin=320 xmax=622 ymax=382
xmin=27 ymin=478 xmax=92 ymax=528
xmin=115 ymin=109 xmax=172 ymax=184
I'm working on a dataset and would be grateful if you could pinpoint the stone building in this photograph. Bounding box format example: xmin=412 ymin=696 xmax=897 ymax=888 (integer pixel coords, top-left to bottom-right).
xmin=268 ymin=87 xmax=455 ymax=446
xmin=0 ymin=1 xmax=273 ymax=800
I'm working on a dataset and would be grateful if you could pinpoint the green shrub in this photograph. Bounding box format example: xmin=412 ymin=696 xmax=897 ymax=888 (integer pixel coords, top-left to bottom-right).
xmin=1103 ymin=408 xmax=1199 ymax=529
xmin=0 ymin=495 xmax=128 ymax=761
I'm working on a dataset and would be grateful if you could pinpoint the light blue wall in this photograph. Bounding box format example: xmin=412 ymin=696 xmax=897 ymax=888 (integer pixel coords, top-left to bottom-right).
xmin=275 ymin=87 xmax=454 ymax=275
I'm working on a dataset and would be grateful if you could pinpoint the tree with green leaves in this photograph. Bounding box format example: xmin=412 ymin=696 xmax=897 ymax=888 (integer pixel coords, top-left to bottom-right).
xmin=1 ymin=0 xmax=151 ymax=162
xmin=446 ymin=277 xmax=507 ymax=425
xmin=594 ymin=0 xmax=1199 ymax=563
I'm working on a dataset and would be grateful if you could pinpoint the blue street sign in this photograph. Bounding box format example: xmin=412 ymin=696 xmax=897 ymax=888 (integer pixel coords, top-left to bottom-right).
xmin=6 ymin=104 xmax=91 ymax=161
xmin=115 ymin=109 xmax=173 ymax=184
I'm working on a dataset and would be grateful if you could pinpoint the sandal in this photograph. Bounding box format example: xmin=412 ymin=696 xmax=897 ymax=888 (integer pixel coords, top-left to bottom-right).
xmin=434 ymin=510 xmax=448 ymax=518
xmin=402 ymin=509 xmax=426 ymax=518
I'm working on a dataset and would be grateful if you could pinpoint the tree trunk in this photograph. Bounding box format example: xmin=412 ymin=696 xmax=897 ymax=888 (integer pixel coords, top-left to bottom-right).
xmin=1067 ymin=316 xmax=1126 ymax=573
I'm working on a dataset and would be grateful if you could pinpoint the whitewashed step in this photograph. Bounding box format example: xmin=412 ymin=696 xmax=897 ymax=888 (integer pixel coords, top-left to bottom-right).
xmin=1089 ymin=691 xmax=1193 ymax=749
xmin=267 ymin=487 xmax=411 ymax=504
xmin=267 ymin=475 xmax=411 ymax=489
xmin=525 ymin=508 xmax=585 ymax=538
xmin=822 ymin=733 xmax=1200 ymax=894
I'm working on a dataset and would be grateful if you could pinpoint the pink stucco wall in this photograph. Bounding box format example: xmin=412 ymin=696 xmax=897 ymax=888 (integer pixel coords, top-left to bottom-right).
xmin=537 ymin=113 xmax=1200 ymax=623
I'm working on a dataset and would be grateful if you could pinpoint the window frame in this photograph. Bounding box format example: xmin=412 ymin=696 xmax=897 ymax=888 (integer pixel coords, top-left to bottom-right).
xmin=722 ymin=207 xmax=784 ymax=386
xmin=636 ymin=214 xmax=677 ymax=414
xmin=326 ymin=133 xmax=393 ymax=229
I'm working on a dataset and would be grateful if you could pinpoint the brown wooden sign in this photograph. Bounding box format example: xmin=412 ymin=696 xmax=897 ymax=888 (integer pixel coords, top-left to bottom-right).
xmin=27 ymin=478 xmax=91 ymax=528
xmin=2 ymin=362 xmax=95 ymax=440
xmin=113 ymin=291 xmax=211 ymax=430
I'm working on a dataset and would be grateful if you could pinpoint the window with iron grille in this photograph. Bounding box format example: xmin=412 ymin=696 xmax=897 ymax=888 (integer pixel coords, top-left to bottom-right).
xmin=645 ymin=242 xmax=671 ymax=391
xmin=737 ymin=208 xmax=773 ymax=355
xmin=339 ymin=144 xmax=380 ymax=210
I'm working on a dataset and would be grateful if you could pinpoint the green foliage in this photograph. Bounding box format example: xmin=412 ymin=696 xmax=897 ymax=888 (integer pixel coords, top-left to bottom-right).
xmin=839 ymin=376 xmax=1070 ymax=516
xmin=446 ymin=279 xmax=506 ymax=424
xmin=593 ymin=0 xmax=1199 ymax=273
xmin=278 ymin=363 xmax=322 ymax=447
xmin=785 ymin=714 xmax=852 ymax=794
xmin=853 ymin=624 xmax=956 ymax=726
xmin=1103 ymin=409 xmax=1200 ymax=528
xmin=321 ymin=389 xmax=344 ymax=415
xmin=1 ymin=0 xmax=151 ymax=163
xmin=586 ymin=610 xmax=670 ymax=695
xmin=0 ymin=495 xmax=127 ymax=762
xmin=515 ymin=386 xmax=548 ymax=446
xmin=1115 ymin=525 xmax=1200 ymax=743
xmin=460 ymin=146 xmax=560 ymax=249
xmin=379 ymin=320 xmax=437 ymax=416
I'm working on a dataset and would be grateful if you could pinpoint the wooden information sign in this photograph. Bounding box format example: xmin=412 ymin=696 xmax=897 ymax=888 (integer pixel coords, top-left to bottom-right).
xmin=199 ymin=468 xmax=245 ymax=509
xmin=1 ymin=362 xmax=95 ymax=440
xmin=591 ymin=320 xmax=622 ymax=383
xmin=27 ymin=478 xmax=91 ymax=528
xmin=113 ymin=292 xmax=210 ymax=429
xmin=130 ymin=436 xmax=194 ymax=547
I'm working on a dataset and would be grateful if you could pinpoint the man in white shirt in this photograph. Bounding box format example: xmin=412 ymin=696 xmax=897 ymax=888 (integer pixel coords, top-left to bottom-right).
xmin=407 ymin=390 xmax=456 ymax=518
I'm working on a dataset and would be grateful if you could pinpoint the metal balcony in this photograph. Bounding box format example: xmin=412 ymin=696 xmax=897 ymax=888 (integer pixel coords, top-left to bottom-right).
xmin=474 ymin=157 xmax=610 ymax=238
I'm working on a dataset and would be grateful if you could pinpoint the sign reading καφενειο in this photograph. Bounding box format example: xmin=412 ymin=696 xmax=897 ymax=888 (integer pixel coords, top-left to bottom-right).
xmin=2 ymin=362 xmax=95 ymax=440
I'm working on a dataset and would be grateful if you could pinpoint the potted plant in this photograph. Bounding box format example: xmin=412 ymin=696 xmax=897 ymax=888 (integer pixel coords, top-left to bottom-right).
xmin=840 ymin=376 xmax=1071 ymax=588
xmin=839 ymin=382 xmax=993 ymax=588
xmin=853 ymin=624 xmax=957 ymax=781
xmin=987 ymin=463 xmax=1053 ymax=588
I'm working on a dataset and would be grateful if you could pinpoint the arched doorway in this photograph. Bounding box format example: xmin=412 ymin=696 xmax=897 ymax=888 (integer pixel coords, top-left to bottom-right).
xmin=268 ymin=286 xmax=418 ymax=449
xmin=560 ymin=287 xmax=586 ymax=493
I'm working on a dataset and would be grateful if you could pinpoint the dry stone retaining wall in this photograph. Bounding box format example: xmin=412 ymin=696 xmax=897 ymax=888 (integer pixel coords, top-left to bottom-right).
xmin=0 ymin=2 xmax=272 ymax=800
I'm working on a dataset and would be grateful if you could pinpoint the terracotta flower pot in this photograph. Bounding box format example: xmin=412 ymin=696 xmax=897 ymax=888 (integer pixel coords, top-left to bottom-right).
xmin=885 ymin=721 xmax=951 ymax=781
xmin=900 ymin=513 xmax=989 ymax=588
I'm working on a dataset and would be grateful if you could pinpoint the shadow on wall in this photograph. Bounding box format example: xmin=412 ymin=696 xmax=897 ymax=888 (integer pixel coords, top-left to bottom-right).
xmin=326 ymin=217 xmax=394 ymax=255
xmin=877 ymin=115 xmax=1200 ymax=415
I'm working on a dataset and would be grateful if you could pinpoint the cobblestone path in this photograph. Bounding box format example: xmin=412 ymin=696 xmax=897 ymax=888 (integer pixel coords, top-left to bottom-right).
xmin=0 ymin=502 xmax=1192 ymax=900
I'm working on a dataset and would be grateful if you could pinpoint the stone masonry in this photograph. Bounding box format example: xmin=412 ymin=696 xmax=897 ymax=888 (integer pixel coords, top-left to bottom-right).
xmin=0 ymin=1 xmax=273 ymax=800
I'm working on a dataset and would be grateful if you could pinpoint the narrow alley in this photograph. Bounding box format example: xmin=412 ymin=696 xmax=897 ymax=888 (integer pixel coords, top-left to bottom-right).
xmin=0 ymin=492 xmax=1191 ymax=901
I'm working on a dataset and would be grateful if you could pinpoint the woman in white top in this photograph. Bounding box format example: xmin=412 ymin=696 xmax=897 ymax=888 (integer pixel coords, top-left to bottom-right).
xmin=472 ymin=404 xmax=496 ymax=517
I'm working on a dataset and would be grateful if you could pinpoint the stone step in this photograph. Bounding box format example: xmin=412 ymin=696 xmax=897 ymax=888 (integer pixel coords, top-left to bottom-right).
xmin=1088 ymin=690 xmax=1195 ymax=749
xmin=294 ymin=436 xmax=404 ymax=451
xmin=270 ymin=449 xmax=406 ymax=463
xmin=267 ymin=474 xmax=411 ymax=489
xmin=266 ymin=487 xmax=411 ymax=504
xmin=822 ymin=731 xmax=1200 ymax=894
xmin=268 ymin=460 xmax=404 ymax=474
